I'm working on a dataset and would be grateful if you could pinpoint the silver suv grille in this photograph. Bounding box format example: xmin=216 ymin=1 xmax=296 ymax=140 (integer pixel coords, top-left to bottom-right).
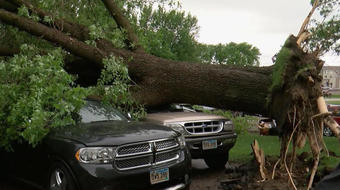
xmin=114 ymin=138 xmax=180 ymax=171
xmin=184 ymin=121 xmax=223 ymax=134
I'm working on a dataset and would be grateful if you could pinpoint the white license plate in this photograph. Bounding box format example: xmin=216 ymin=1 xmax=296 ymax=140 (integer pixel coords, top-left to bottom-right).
xmin=150 ymin=168 xmax=169 ymax=184
xmin=202 ymin=139 xmax=217 ymax=150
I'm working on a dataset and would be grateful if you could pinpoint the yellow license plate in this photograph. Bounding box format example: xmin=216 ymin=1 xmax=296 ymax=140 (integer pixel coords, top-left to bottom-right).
xmin=202 ymin=139 xmax=217 ymax=150
xmin=150 ymin=168 xmax=169 ymax=184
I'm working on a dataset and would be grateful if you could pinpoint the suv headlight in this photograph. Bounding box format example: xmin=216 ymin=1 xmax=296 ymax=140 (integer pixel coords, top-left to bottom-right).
xmin=165 ymin=123 xmax=186 ymax=134
xmin=267 ymin=123 xmax=273 ymax=128
xmin=223 ymin=120 xmax=234 ymax=131
xmin=177 ymin=134 xmax=186 ymax=148
xmin=75 ymin=147 xmax=115 ymax=164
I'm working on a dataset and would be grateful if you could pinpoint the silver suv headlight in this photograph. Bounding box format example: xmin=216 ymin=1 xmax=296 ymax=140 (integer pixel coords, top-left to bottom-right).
xmin=165 ymin=123 xmax=186 ymax=134
xmin=223 ymin=120 xmax=234 ymax=131
xmin=75 ymin=147 xmax=115 ymax=164
xmin=177 ymin=134 xmax=186 ymax=148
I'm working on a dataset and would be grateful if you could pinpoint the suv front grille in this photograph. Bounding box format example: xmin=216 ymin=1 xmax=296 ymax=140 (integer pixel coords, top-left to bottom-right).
xmin=116 ymin=143 xmax=151 ymax=157
xmin=114 ymin=138 xmax=180 ymax=171
xmin=184 ymin=121 xmax=223 ymax=134
xmin=115 ymin=155 xmax=152 ymax=170
xmin=155 ymin=139 xmax=178 ymax=151
xmin=155 ymin=150 xmax=180 ymax=164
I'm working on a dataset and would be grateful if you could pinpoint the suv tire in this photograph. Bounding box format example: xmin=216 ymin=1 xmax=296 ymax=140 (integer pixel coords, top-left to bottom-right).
xmin=203 ymin=152 xmax=229 ymax=169
xmin=48 ymin=162 xmax=77 ymax=190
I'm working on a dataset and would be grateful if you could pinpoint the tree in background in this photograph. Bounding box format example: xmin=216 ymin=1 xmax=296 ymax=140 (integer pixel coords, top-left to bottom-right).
xmin=126 ymin=1 xmax=201 ymax=62
xmin=305 ymin=0 xmax=339 ymax=56
xmin=198 ymin=42 xmax=260 ymax=66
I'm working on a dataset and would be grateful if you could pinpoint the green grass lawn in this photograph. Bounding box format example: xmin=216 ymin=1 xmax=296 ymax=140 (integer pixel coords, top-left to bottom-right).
xmin=229 ymin=133 xmax=280 ymax=161
xmin=329 ymin=94 xmax=340 ymax=99
xmin=327 ymin=101 xmax=340 ymax=105
xmin=326 ymin=94 xmax=340 ymax=105
xmin=229 ymin=133 xmax=340 ymax=168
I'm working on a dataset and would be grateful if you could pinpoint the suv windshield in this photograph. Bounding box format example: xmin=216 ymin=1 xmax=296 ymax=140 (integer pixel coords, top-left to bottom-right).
xmin=79 ymin=100 xmax=127 ymax=123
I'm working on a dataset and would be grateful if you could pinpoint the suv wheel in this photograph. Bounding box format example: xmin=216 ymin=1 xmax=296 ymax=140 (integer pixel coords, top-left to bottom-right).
xmin=323 ymin=127 xmax=333 ymax=137
xmin=48 ymin=162 xmax=76 ymax=190
xmin=203 ymin=152 xmax=229 ymax=169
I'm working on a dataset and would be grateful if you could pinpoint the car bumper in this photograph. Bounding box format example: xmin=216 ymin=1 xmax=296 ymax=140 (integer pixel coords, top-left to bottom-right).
xmin=185 ymin=132 xmax=237 ymax=158
xmin=70 ymin=149 xmax=191 ymax=190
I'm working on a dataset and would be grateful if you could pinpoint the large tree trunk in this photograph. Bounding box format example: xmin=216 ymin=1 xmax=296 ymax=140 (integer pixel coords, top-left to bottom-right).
xmin=125 ymin=51 xmax=272 ymax=112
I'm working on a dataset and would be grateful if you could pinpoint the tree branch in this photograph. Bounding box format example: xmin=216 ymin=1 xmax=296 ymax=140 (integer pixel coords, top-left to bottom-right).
xmin=1 ymin=0 xmax=90 ymax=41
xmin=1 ymin=0 xmax=140 ymax=52
xmin=0 ymin=0 xmax=17 ymax=12
xmin=297 ymin=0 xmax=319 ymax=41
xmin=297 ymin=31 xmax=311 ymax=46
xmin=0 ymin=45 xmax=19 ymax=56
xmin=0 ymin=9 xmax=106 ymax=67
xmin=102 ymin=0 xmax=144 ymax=52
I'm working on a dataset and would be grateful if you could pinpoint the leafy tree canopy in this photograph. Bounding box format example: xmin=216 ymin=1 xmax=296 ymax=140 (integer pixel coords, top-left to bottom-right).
xmin=307 ymin=0 xmax=339 ymax=55
xmin=198 ymin=42 xmax=261 ymax=66
xmin=0 ymin=45 xmax=87 ymax=150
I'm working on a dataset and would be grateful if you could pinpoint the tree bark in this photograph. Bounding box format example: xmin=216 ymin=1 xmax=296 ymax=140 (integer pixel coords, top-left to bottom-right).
xmin=120 ymin=50 xmax=272 ymax=113
xmin=0 ymin=0 xmax=17 ymax=12
xmin=0 ymin=46 xmax=19 ymax=56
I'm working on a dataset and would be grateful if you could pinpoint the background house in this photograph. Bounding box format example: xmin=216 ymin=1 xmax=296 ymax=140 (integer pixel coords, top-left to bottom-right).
xmin=322 ymin=66 xmax=340 ymax=89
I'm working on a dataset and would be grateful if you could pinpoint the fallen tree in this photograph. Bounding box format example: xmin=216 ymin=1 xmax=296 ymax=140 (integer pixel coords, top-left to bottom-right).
xmin=0 ymin=3 xmax=272 ymax=112
xmin=0 ymin=0 xmax=339 ymax=189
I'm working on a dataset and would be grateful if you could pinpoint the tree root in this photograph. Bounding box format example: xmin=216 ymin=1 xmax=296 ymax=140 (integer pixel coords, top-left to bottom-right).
xmin=284 ymin=121 xmax=300 ymax=190
xmin=306 ymin=119 xmax=322 ymax=190
xmin=252 ymin=140 xmax=266 ymax=180
xmin=271 ymin=158 xmax=281 ymax=179
xmin=308 ymin=153 xmax=320 ymax=190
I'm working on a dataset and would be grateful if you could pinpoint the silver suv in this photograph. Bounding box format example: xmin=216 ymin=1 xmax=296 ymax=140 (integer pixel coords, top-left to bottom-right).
xmin=146 ymin=104 xmax=237 ymax=168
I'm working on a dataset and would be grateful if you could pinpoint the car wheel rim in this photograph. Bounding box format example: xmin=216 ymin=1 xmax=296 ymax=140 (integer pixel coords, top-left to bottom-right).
xmin=324 ymin=128 xmax=332 ymax=136
xmin=50 ymin=169 xmax=67 ymax=190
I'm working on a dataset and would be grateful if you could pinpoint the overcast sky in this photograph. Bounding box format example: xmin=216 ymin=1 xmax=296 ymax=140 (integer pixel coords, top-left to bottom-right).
xmin=180 ymin=0 xmax=339 ymax=66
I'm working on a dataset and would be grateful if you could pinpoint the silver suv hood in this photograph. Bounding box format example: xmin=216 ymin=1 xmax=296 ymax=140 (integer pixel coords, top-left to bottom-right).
xmin=146 ymin=112 xmax=227 ymax=124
